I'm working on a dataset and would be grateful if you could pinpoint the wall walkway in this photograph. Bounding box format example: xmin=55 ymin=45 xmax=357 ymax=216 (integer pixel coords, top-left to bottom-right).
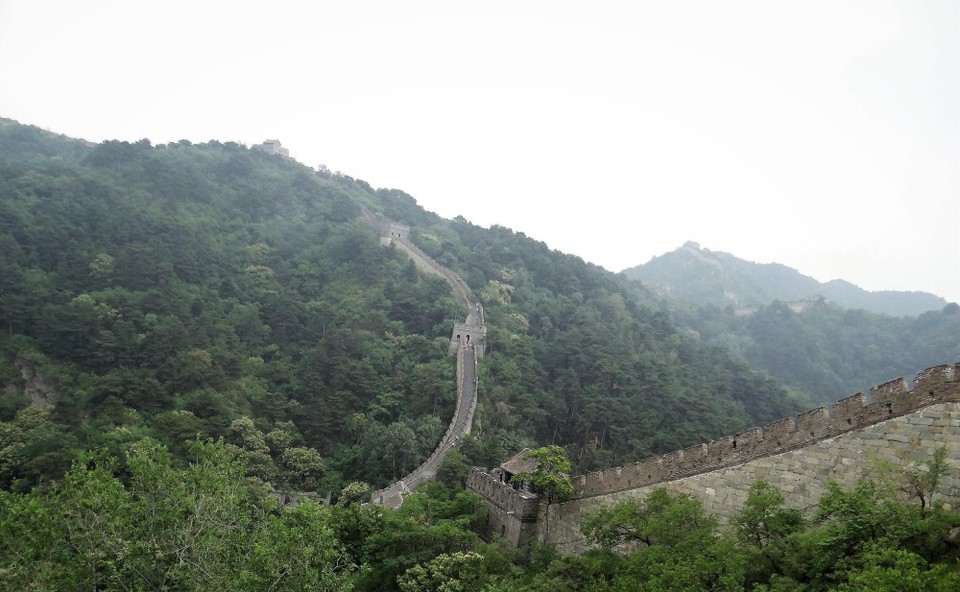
xmin=369 ymin=218 xmax=483 ymax=508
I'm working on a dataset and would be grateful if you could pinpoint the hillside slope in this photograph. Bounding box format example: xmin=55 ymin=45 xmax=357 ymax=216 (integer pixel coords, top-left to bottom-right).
xmin=1 ymin=120 xmax=807 ymax=493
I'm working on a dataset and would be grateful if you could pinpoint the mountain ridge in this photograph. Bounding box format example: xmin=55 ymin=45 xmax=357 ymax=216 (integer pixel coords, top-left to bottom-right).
xmin=623 ymin=241 xmax=948 ymax=316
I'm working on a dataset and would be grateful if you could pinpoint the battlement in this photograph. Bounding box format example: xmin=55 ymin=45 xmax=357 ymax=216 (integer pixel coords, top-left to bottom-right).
xmin=466 ymin=468 xmax=540 ymax=517
xmin=466 ymin=467 xmax=541 ymax=546
xmin=568 ymin=363 xmax=959 ymax=499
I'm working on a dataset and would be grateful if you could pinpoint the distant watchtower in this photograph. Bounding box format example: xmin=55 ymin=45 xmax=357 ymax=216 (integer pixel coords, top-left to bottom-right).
xmin=252 ymin=139 xmax=290 ymax=157
xmin=384 ymin=223 xmax=409 ymax=241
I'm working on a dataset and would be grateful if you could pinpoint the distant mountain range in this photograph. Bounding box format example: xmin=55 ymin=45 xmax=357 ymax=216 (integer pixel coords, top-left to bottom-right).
xmin=622 ymin=241 xmax=947 ymax=317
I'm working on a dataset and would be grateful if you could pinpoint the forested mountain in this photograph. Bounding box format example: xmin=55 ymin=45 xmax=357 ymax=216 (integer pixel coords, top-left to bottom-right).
xmin=623 ymin=241 xmax=948 ymax=316
xmin=0 ymin=118 xmax=807 ymax=495
xmin=621 ymin=242 xmax=960 ymax=404
xmin=670 ymin=299 xmax=960 ymax=405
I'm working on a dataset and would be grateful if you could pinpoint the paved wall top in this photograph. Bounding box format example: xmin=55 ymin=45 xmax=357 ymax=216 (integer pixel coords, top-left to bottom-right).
xmin=366 ymin=213 xmax=484 ymax=507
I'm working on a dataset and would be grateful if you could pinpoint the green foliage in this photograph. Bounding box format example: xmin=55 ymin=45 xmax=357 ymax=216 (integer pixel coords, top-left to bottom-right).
xmin=339 ymin=481 xmax=372 ymax=506
xmin=1 ymin=438 xmax=959 ymax=592
xmin=733 ymin=480 xmax=805 ymax=586
xmin=0 ymin=406 xmax=77 ymax=490
xmin=357 ymin=482 xmax=486 ymax=592
xmin=834 ymin=548 xmax=960 ymax=592
xmin=743 ymin=471 xmax=960 ymax=591
xmin=0 ymin=127 xmax=471 ymax=488
xmin=676 ymin=299 xmax=960 ymax=404
xmin=581 ymin=489 xmax=745 ymax=591
xmin=734 ymin=480 xmax=804 ymax=550
xmin=513 ymin=445 xmax=574 ymax=503
xmin=238 ymin=501 xmax=357 ymax=592
xmin=583 ymin=488 xmax=721 ymax=552
xmin=0 ymin=120 xmax=818 ymax=492
xmin=398 ymin=551 xmax=487 ymax=592
xmin=0 ymin=438 xmax=357 ymax=591
xmin=435 ymin=447 xmax=471 ymax=488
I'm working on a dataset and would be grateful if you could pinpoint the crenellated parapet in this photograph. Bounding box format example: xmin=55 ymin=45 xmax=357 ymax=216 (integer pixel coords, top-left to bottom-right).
xmin=466 ymin=468 xmax=539 ymax=516
xmin=466 ymin=467 xmax=540 ymax=547
xmin=467 ymin=363 xmax=960 ymax=551
xmin=568 ymin=363 xmax=959 ymax=499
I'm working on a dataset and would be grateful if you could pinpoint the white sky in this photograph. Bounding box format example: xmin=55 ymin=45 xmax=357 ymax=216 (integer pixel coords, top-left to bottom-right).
xmin=1 ymin=1 xmax=958 ymax=303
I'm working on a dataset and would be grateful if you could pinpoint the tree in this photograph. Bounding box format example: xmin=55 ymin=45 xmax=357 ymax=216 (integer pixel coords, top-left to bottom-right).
xmin=733 ymin=482 xmax=804 ymax=549
xmin=513 ymin=445 xmax=574 ymax=545
xmin=512 ymin=445 xmax=574 ymax=504
xmin=338 ymin=481 xmax=371 ymax=506
xmin=357 ymin=483 xmax=484 ymax=591
xmin=435 ymin=448 xmax=471 ymax=488
xmin=836 ymin=548 xmax=960 ymax=592
xmin=280 ymin=446 xmax=326 ymax=491
xmin=226 ymin=416 xmax=277 ymax=482
xmin=873 ymin=444 xmax=951 ymax=514
xmin=581 ymin=488 xmax=746 ymax=591
xmin=398 ymin=551 xmax=487 ymax=592
xmin=237 ymin=500 xmax=357 ymax=592
xmin=583 ymin=488 xmax=719 ymax=552
xmin=733 ymin=480 xmax=804 ymax=582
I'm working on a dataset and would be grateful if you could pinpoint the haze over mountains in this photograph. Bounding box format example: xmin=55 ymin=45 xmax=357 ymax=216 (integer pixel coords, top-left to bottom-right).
xmin=1 ymin=117 xmax=960 ymax=590
xmin=617 ymin=240 xmax=960 ymax=405
xmin=623 ymin=241 xmax=949 ymax=317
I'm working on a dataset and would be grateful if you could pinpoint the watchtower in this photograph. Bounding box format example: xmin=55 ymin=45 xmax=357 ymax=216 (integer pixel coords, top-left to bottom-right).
xmin=383 ymin=223 xmax=409 ymax=240
xmin=450 ymin=322 xmax=486 ymax=358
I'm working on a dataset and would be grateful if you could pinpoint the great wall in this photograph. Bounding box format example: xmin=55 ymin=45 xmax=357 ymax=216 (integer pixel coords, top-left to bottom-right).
xmin=467 ymin=363 xmax=960 ymax=551
xmin=365 ymin=215 xmax=959 ymax=554
xmin=367 ymin=218 xmax=485 ymax=508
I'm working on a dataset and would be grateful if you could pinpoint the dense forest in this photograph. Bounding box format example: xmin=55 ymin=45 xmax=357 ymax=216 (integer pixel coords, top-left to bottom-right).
xmin=0 ymin=118 xmax=806 ymax=494
xmin=676 ymin=299 xmax=960 ymax=404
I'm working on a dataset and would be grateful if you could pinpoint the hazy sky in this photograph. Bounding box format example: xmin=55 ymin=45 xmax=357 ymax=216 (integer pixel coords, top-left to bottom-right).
xmin=2 ymin=1 xmax=958 ymax=303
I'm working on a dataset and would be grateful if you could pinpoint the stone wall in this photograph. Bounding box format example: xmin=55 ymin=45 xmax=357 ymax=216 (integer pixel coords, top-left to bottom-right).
xmin=465 ymin=468 xmax=540 ymax=548
xmin=469 ymin=363 xmax=960 ymax=552
xmin=567 ymin=364 xmax=957 ymax=500
xmin=449 ymin=322 xmax=486 ymax=358
xmin=367 ymin=214 xmax=484 ymax=507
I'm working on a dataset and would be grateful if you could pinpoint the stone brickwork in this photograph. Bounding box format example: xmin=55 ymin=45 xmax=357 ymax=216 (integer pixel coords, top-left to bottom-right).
xmin=449 ymin=322 xmax=486 ymax=358
xmin=465 ymin=469 xmax=540 ymax=548
xmin=470 ymin=363 xmax=960 ymax=552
